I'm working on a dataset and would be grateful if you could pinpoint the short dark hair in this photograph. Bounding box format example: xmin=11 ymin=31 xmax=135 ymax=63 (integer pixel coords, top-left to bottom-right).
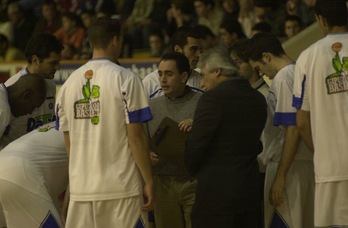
xmin=193 ymin=25 xmax=216 ymax=39
xmin=194 ymin=0 xmax=215 ymax=8
xmin=169 ymin=26 xmax=201 ymax=52
xmin=229 ymin=38 xmax=250 ymax=63
xmin=247 ymin=32 xmax=285 ymax=61
xmin=149 ymin=29 xmax=165 ymax=42
xmin=160 ymin=52 xmax=191 ymax=76
xmin=284 ymin=15 xmax=303 ymax=28
xmin=25 ymin=33 xmax=63 ymax=63
xmin=252 ymin=22 xmax=272 ymax=33
xmin=314 ymin=0 xmax=347 ymax=27
xmin=220 ymin=20 xmax=246 ymax=39
xmin=0 ymin=33 xmax=9 ymax=44
xmin=88 ymin=17 xmax=121 ymax=49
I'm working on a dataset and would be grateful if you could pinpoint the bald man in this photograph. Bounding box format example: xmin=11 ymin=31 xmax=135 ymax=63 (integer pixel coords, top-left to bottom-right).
xmin=0 ymin=74 xmax=46 ymax=149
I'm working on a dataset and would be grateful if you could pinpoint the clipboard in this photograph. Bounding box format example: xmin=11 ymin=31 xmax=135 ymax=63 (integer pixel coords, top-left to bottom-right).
xmin=150 ymin=117 xmax=189 ymax=167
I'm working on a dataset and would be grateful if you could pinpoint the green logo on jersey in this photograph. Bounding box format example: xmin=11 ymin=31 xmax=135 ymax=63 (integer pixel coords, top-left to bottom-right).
xmin=326 ymin=42 xmax=348 ymax=94
xmin=74 ymin=70 xmax=101 ymax=124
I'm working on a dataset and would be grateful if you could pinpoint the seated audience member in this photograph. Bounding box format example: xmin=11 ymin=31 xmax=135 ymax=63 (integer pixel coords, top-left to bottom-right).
xmin=33 ymin=0 xmax=62 ymax=35
xmin=219 ymin=19 xmax=246 ymax=49
xmin=0 ymin=122 xmax=68 ymax=227
xmin=194 ymin=24 xmax=217 ymax=50
xmin=6 ymin=1 xmax=37 ymax=52
xmin=282 ymin=15 xmax=303 ymax=42
xmin=148 ymin=29 xmax=168 ymax=58
xmin=0 ymin=33 xmax=25 ymax=61
xmin=194 ymin=0 xmax=224 ymax=36
xmin=251 ymin=21 xmax=272 ymax=36
xmin=54 ymin=12 xmax=85 ymax=59
xmin=0 ymin=74 xmax=47 ymax=149
xmin=166 ymin=1 xmax=197 ymax=37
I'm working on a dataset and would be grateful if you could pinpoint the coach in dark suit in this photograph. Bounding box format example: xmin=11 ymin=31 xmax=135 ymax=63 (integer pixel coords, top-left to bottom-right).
xmin=185 ymin=47 xmax=267 ymax=228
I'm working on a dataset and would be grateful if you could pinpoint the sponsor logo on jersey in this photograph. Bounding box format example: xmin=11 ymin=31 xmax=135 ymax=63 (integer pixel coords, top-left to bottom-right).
xmin=27 ymin=114 xmax=56 ymax=132
xmin=326 ymin=42 xmax=348 ymax=94
xmin=74 ymin=70 xmax=100 ymax=124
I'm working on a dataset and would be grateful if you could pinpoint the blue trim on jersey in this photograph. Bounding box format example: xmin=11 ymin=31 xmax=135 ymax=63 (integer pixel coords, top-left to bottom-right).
xmin=128 ymin=107 xmax=153 ymax=123
xmin=270 ymin=210 xmax=289 ymax=228
xmin=55 ymin=105 xmax=60 ymax=130
xmin=292 ymin=74 xmax=306 ymax=109
xmin=134 ymin=215 xmax=145 ymax=228
xmin=189 ymin=86 xmax=205 ymax=93
xmin=40 ymin=211 xmax=60 ymax=228
xmin=274 ymin=112 xmax=296 ymax=126
xmin=149 ymin=88 xmax=162 ymax=99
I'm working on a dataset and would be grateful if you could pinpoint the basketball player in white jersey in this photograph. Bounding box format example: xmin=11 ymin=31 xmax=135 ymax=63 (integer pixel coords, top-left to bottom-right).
xmin=2 ymin=33 xmax=63 ymax=148
xmin=0 ymin=122 xmax=68 ymax=227
xmin=293 ymin=0 xmax=348 ymax=226
xmin=248 ymin=32 xmax=314 ymax=228
xmin=56 ymin=17 xmax=154 ymax=227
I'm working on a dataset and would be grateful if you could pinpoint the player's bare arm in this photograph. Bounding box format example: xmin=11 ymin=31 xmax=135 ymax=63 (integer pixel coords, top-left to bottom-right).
xmin=296 ymin=110 xmax=314 ymax=152
xmin=269 ymin=125 xmax=301 ymax=207
xmin=127 ymin=122 xmax=155 ymax=211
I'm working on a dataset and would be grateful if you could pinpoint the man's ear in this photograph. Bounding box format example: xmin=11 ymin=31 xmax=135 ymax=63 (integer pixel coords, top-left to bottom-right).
xmin=31 ymin=55 xmax=40 ymax=65
xmin=262 ymin=52 xmax=271 ymax=62
xmin=316 ymin=14 xmax=328 ymax=29
xmin=215 ymin=68 xmax=222 ymax=77
xmin=181 ymin=72 xmax=189 ymax=83
xmin=174 ymin=45 xmax=183 ymax=53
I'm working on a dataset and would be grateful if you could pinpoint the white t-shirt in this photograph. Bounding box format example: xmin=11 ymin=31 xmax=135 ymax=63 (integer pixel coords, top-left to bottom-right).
xmin=1 ymin=68 xmax=56 ymax=147
xmin=262 ymin=63 xmax=312 ymax=165
xmin=0 ymin=84 xmax=11 ymax=142
xmin=293 ymin=33 xmax=348 ymax=183
xmin=56 ymin=58 xmax=153 ymax=201
xmin=0 ymin=122 xmax=68 ymax=203
xmin=142 ymin=68 xmax=204 ymax=99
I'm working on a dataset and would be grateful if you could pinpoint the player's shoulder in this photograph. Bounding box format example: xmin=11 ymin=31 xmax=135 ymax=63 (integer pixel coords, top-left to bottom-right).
xmin=4 ymin=68 xmax=27 ymax=86
xmin=143 ymin=70 xmax=159 ymax=84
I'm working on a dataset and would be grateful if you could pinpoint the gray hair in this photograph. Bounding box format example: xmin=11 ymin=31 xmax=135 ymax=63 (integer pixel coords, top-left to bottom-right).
xmin=197 ymin=47 xmax=239 ymax=77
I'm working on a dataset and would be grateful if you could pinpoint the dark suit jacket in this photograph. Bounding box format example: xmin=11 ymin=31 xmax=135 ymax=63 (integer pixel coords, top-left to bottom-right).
xmin=185 ymin=77 xmax=267 ymax=226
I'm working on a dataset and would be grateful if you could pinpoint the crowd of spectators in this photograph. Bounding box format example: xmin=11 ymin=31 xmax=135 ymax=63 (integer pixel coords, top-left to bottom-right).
xmin=0 ymin=0 xmax=316 ymax=61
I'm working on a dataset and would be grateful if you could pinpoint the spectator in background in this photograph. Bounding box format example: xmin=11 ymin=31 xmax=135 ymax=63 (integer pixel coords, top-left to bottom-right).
xmin=282 ymin=15 xmax=303 ymax=42
xmin=124 ymin=0 xmax=155 ymax=49
xmin=54 ymin=12 xmax=85 ymax=59
xmin=219 ymin=19 xmax=246 ymax=49
xmin=251 ymin=21 xmax=272 ymax=36
xmin=75 ymin=10 xmax=97 ymax=60
xmin=193 ymin=25 xmax=217 ymax=51
xmin=194 ymin=0 xmax=224 ymax=36
xmin=286 ymin=0 xmax=315 ymax=27
xmin=6 ymin=1 xmax=36 ymax=52
xmin=166 ymin=1 xmax=197 ymax=38
xmin=148 ymin=29 xmax=168 ymax=58
xmin=0 ymin=33 xmax=25 ymax=61
xmin=33 ymin=0 xmax=61 ymax=35
xmin=221 ymin=0 xmax=239 ymax=22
